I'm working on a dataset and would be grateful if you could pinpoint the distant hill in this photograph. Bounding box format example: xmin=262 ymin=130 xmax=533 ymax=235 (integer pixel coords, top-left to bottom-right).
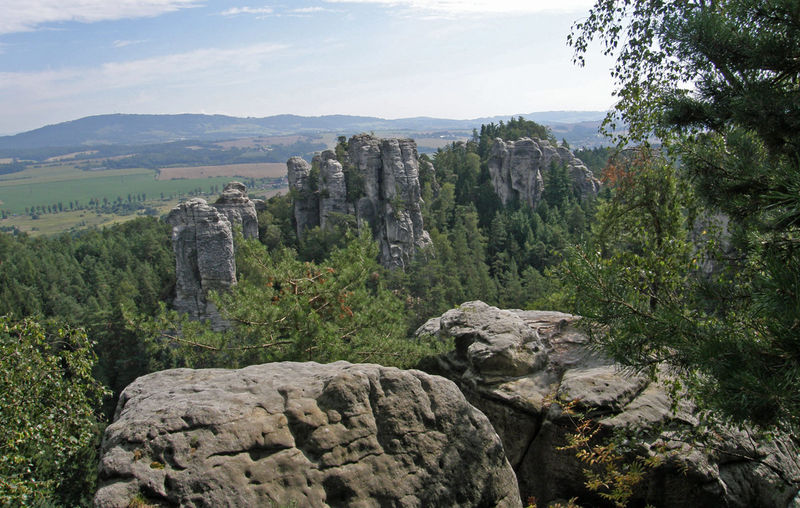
xmin=0 ymin=111 xmax=608 ymax=151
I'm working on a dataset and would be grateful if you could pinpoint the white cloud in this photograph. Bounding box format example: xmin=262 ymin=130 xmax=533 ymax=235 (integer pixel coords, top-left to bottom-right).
xmin=0 ymin=0 xmax=201 ymax=35
xmin=291 ymin=7 xmax=332 ymax=13
xmin=220 ymin=6 xmax=274 ymax=16
xmin=113 ymin=39 xmax=148 ymax=48
xmin=0 ymin=42 xmax=289 ymax=101
xmin=322 ymin=0 xmax=594 ymax=15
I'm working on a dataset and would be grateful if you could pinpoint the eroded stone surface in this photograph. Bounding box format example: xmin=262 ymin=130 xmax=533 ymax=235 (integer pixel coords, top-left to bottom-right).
xmin=95 ymin=361 xmax=521 ymax=508
xmin=487 ymin=138 xmax=600 ymax=209
xmin=165 ymin=198 xmax=235 ymax=328
xmin=418 ymin=301 xmax=800 ymax=508
xmin=286 ymin=136 xmax=432 ymax=268
xmin=212 ymin=181 xmax=258 ymax=239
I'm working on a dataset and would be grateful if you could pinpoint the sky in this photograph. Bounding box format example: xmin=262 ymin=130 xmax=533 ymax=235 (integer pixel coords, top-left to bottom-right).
xmin=0 ymin=0 xmax=616 ymax=135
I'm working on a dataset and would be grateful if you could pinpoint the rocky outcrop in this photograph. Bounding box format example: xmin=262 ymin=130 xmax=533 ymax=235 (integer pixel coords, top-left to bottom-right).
xmin=488 ymin=138 xmax=601 ymax=208
xmin=418 ymin=301 xmax=800 ymax=508
xmin=314 ymin=150 xmax=351 ymax=229
xmin=94 ymin=361 xmax=522 ymax=508
xmin=165 ymin=198 xmax=236 ymax=328
xmin=350 ymin=135 xmax=432 ymax=269
xmin=286 ymin=156 xmax=319 ymax=241
xmin=212 ymin=181 xmax=258 ymax=239
xmin=286 ymin=135 xmax=432 ymax=268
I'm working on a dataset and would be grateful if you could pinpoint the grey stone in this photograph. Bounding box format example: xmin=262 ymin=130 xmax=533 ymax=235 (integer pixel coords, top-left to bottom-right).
xmin=314 ymin=150 xmax=350 ymax=229
xmin=349 ymin=135 xmax=432 ymax=269
xmin=165 ymin=198 xmax=236 ymax=328
xmin=286 ymin=136 xmax=432 ymax=269
xmin=418 ymin=301 xmax=800 ymax=508
xmin=212 ymin=181 xmax=259 ymax=239
xmin=487 ymin=138 xmax=600 ymax=208
xmin=94 ymin=361 xmax=522 ymax=508
xmin=286 ymin=156 xmax=319 ymax=241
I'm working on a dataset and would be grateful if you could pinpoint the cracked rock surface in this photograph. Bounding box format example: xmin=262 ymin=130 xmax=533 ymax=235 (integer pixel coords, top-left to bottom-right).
xmin=94 ymin=361 xmax=521 ymax=507
xmin=417 ymin=301 xmax=800 ymax=508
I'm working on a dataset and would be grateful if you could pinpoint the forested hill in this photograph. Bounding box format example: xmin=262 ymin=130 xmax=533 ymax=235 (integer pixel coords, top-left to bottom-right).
xmin=0 ymin=111 xmax=606 ymax=149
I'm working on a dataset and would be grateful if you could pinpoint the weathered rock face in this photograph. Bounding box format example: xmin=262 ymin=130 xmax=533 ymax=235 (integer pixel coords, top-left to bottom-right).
xmin=348 ymin=134 xmax=432 ymax=269
xmin=94 ymin=361 xmax=522 ymax=508
xmin=286 ymin=136 xmax=432 ymax=268
xmin=314 ymin=150 xmax=350 ymax=229
xmin=165 ymin=198 xmax=236 ymax=327
xmin=488 ymin=138 xmax=601 ymax=208
xmin=418 ymin=301 xmax=800 ymax=508
xmin=286 ymin=156 xmax=319 ymax=241
xmin=212 ymin=181 xmax=258 ymax=239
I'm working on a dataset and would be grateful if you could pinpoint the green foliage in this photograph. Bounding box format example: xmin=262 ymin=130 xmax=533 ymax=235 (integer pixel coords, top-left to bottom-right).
xmin=0 ymin=218 xmax=175 ymax=418
xmin=571 ymin=0 xmax=800 ymax=427
xmin=477 ymin=117 xmax=556 ymax=158
xmin=0 ymin=317 xmax=108 ymax=506
xmin=144 ymin=233 xmax=448 ymax=370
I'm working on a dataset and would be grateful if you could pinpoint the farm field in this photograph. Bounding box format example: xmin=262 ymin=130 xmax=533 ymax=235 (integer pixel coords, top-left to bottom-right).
xmin=157 ymin=162 xmax=287 ymax=180
xmin=0 ymin=186 xmax=288 ymax=236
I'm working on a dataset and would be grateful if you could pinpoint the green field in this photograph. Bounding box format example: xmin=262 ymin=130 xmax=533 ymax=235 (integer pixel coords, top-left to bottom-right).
xmin=0 ymin=163 xmax=244 ymax=214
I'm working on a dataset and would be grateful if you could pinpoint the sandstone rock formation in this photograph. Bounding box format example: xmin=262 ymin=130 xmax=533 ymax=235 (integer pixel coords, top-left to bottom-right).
xmin=349 ymin=135 xmax=432 ymax=269
xmin=94 ymin=361 xmax=522 ymax=508
xmin=286 ymin=135 xmax=432 ymax=268
xmin=314 ymin=150 xmax=351 ymax=229
xmin=488 ymin=138 xmax=601 ymax=209
xmin=165 ymin=198 xmax=236 ymax=328
xmin=286 ymin=156 xmax=319 ymax=241
xmin=212 ymin=181 xmax=258 ymax=239
xmin=418 ymin=301 xmax=800 ymax=508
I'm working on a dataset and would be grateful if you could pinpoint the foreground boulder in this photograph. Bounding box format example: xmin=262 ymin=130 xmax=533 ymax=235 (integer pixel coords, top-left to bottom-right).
xmin=418 ymin=301 xmax=800 ymax=507
xmin=94 ymin=361 xmax=521 ymax=507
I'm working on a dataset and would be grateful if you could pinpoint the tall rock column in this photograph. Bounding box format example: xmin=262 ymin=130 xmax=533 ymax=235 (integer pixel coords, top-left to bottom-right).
xmin=314 ymin=150 xmax=350 ymax=229
xmin=349 ymin=134 xmax=432 ymax=269
xmin=286 ymin=156 xmax=319 ymax=241
xmin=212 ymin=181 xmax=258 ymax=239
xmin=165 ymin=198 xmax=236 ymax=328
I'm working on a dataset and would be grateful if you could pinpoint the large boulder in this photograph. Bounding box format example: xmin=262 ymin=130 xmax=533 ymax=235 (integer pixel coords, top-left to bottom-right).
xmin=212 ymin=181 xmax=258 ymax=239
xmin=94 ymin=361 xmax=522 ymax=507
xmin=165 ymin=198 xmax=235 ymax=328
xmin=487 ymin=138 xmax=600 ymax=208
xmin=418 ymin=301 xmax=800 ymax=508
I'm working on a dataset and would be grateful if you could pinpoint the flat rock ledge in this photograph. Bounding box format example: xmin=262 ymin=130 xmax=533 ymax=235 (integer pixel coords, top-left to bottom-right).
xmin=94 ymin=361 xmax=521 ymax=507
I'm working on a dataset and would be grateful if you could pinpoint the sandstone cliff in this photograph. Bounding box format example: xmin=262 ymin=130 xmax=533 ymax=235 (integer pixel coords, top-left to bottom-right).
xmin=418 ymin=301 xmax=800 ymax=508
xmin=488 ymin=137 xmax=601 ymax=208
xmin=287 ymin=135 xmax=432 ymax=268
xmin=165 ymin=198 xmax=236 ymax=328
xmin=94 ymin=361 xmax=521 ymax=507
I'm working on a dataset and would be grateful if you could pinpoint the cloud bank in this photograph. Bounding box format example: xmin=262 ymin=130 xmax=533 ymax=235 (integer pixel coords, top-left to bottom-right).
xmin=1 ymin=0 xmax=200 ymax=35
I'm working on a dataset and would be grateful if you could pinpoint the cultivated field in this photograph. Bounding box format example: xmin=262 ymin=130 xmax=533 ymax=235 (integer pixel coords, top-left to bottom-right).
xmin=157 ymin=162 xmax=287 ymax=180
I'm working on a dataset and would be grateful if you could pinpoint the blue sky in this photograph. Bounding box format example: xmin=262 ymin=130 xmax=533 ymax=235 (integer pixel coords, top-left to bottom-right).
xmin=0 ymin=0 xmax=616 ymax=135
